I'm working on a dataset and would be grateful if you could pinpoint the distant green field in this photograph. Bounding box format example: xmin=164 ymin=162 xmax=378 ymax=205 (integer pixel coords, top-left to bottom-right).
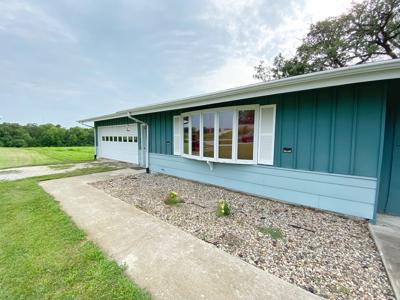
xmin=0 ymin=147 xmax=94 ymax=169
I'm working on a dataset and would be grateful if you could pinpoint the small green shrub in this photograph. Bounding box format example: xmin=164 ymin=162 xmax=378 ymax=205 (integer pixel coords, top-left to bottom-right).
xmin=337 ymin=285 xmax=351 ymax=295
xmin=163 ymin=191 xmax=184 ymax=205
xmin=216 ymin=199 xmax=230 ymax=217
xmin=258 ymin=226 xmax=285 ymax=240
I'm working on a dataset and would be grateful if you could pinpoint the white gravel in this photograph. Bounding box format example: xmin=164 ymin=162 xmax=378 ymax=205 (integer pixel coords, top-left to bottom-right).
xmin=91 ymin=173 xmax=395 ymax=300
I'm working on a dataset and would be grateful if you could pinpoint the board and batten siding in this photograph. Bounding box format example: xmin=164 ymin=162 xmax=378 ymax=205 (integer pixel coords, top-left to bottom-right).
xmin=95 ymin=80 xmax=389 ymax=218
xmin=132 ymin=81 xmax=387 ymax=178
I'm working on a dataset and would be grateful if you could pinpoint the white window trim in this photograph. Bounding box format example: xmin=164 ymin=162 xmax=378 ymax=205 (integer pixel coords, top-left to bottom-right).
xmin=257 ymin=104 xmax=276 ymax=166
xmin=180 ymin=104 xmax=260 ymax=165
xmin=173 ymin=115 xmax=182 ymax=155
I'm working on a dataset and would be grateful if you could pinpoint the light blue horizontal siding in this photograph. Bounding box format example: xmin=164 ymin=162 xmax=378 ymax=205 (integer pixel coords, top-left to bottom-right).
xmin=149 ymin=153 xmax=377 ymax=219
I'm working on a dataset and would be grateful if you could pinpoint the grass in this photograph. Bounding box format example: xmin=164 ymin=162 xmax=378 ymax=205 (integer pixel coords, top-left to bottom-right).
xmin=0 ymin=147 xmax=94 ymax=169
xmin=0 ymin=168 xmax=150 ymax=299
xmin=258 ymin=226 xmax=285 ymax=240
xmin=337 ymin=285 xmax=351 ymax=295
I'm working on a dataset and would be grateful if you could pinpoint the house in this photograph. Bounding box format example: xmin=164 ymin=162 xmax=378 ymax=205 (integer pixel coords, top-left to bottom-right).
xmin=79 ymin=59 xmax=400 ymax=222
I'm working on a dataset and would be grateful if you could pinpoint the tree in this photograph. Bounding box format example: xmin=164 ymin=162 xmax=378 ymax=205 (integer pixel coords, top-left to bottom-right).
xmin=0 ymin=123 xmax=93 ymax=147
xmin=254 ymin=0 xmax=400 ymax=81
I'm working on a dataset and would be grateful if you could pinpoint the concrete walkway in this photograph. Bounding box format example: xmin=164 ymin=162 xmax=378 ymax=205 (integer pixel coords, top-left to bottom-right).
xmin=0 ymin=159 xmax=132 ymax=181
xmin=40 ymin=169 xmax=319 ymax=300
xmin=369 ymin=214 xmax=400 ymax=299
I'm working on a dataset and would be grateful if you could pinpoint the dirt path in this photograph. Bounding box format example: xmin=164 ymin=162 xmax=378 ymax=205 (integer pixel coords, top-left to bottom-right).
xmin=0 ymin=159 xmax=132 ymax=180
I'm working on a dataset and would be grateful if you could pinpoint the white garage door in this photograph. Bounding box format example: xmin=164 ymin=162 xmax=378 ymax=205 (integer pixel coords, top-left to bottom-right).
xmin=97 ymin=124 xmax=139 ymax=164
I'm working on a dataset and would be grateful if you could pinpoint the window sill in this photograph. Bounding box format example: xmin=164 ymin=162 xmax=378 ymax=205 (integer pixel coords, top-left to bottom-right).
xmin=181 ymin=154 xmax=257 ymax=165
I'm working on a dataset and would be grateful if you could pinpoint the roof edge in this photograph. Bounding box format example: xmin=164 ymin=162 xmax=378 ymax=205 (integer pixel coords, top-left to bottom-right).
xmin=78 ymin=59 xmax=400 ymax=123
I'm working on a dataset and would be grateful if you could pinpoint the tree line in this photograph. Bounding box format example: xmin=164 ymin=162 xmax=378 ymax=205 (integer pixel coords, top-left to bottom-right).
xmin=254 ymin=0 xmax=400 ymax=80
xmin=0 ymin=123 xmax=94 ymax=147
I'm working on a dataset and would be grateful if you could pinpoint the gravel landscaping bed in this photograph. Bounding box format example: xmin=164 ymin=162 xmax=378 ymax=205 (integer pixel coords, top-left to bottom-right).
xmin=91 ymin=173 xmax=394 ymax=300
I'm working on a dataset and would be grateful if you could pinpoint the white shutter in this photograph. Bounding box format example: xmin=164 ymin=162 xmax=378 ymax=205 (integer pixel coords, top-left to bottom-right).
xmin=258 ymin=105 xmax=276 ymax=165
xmin=173 ymin=115 xmax=182 ymax=155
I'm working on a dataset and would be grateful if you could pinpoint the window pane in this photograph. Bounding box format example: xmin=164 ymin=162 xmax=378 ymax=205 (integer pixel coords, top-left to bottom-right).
xmin=218 ymin=111 xmax=233 ymax=159
xmin=237 ymin=110 xmax=255 ymax=160
xmin=118 ymin=136 xmax=122 ymax=142
xmin=114 ymin=136 xmax=117 ymax=142
xmin=106 ymin=136 xmax=109 ymax=141
xmin=123 ymin=136 xmax=127 ymax=142
xmin=191 ymin=115 xmax=200 ymax=156
xmin=203 ymin=113 xmax=214 ymax=158
xmin=183 ymin=116 xmax=189 ymax=154
xmin=102 ymin=136 xmax=105 ymax=141
xmin=128 ymin=136 xmax=133 ymax=142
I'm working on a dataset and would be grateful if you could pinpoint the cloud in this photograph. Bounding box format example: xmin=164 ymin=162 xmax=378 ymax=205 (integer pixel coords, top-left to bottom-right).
xmin=193 ymin=56 xmax=258 ymax=92
xmin=0 ymin=0 xmax=366 ymax=127
xmin=190 ymin=0 xmax=362 ymax=93
xmin=0 ymin=0 xmax=77 ymax=42
xmin=5 ymin=79 xmax=82 ymax=97
xmin=169 ymin=29 xmax=197 ymax=37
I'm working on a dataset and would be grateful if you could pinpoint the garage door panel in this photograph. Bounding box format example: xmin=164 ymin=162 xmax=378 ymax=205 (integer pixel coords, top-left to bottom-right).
xmin=98 ymin=125 xmax=139 ymax=164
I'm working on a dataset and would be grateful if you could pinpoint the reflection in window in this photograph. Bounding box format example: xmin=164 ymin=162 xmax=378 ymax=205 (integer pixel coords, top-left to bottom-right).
xmin=191 ymin=115 xmax=200 ymax=156
xmin=203 ymin=113 xmax=214 ymax=158
xmin=128 ymin=136 xmax=133 ymax=142
xmin=237 ymin=110 xmax=255 ymax=160
xmin=183 ymin=116 xmax=189 ymax=154
xmin=102 ymin=136 xmax=105 ymax=141
xmin=218 ymin=111 xmax=233 ymax=159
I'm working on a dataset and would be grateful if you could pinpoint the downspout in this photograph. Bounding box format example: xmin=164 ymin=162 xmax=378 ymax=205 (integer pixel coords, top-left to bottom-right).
xmin=127 ymin=112 xmax=150 ymax=173
xmin=79 ymin=121 xmax=97 ymax=160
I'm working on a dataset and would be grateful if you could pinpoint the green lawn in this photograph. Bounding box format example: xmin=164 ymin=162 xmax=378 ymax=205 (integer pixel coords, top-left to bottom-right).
xmin=0 ymin=168 xmax=150 ymax=299
xmin=0 ymin=147 xmax=94 ymax=169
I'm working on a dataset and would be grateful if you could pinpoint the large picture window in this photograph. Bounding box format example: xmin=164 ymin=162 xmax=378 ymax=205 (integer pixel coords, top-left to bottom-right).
xmin=218 ymin=111 xmax=234 ymax=159
xmin=203 ymin=113 xmax=215 ymax=158
xmin=191 ymin=114 xmax=200 ymax=156
xmin=237 ymin=110 xmax=255 ymax=160
xmin=183 ymin=116 xmax=189 ymax=155
xmin=178 ymin=105 xmax=268 ymax=164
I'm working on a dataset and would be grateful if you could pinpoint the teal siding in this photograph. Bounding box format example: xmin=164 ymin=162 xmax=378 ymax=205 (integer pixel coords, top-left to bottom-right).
xmin=354 ymin=86 xmax=386 ymax=176
xmin=149 ymin=153 xmax=377 ymax=219
xmin=95 ymin=117 xmax=135 ymax=127
xmin=279 ymin=95 xmax=297 ymax=168
xmin=313 ymin=90 xmax=332 ymax=172
xmin=132 ymin=81 xmax=388 ymax=178
xmin=378 ymin=80 xmax=400 ymax=213
xmin=95 ymin=81 xmax=389 ymax=178
xmin=333 ymin=87 xmax=353 ymax=174
xmin=92 ymin=80 xmax=399 ymax=219
xmin=296 ymin=92 xmax=314 ymax=170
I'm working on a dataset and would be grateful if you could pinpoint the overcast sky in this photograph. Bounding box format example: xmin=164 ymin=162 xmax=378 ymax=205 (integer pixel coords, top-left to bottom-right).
xmin=0 ymin=0 xmax=358 ymax=127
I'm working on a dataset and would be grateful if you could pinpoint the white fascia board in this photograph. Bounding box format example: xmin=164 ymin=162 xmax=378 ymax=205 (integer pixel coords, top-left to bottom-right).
xmin=77 ymin=112 xmax=127 ymax=123
xmin=79 ymin=59 xmax=400 ymax=122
